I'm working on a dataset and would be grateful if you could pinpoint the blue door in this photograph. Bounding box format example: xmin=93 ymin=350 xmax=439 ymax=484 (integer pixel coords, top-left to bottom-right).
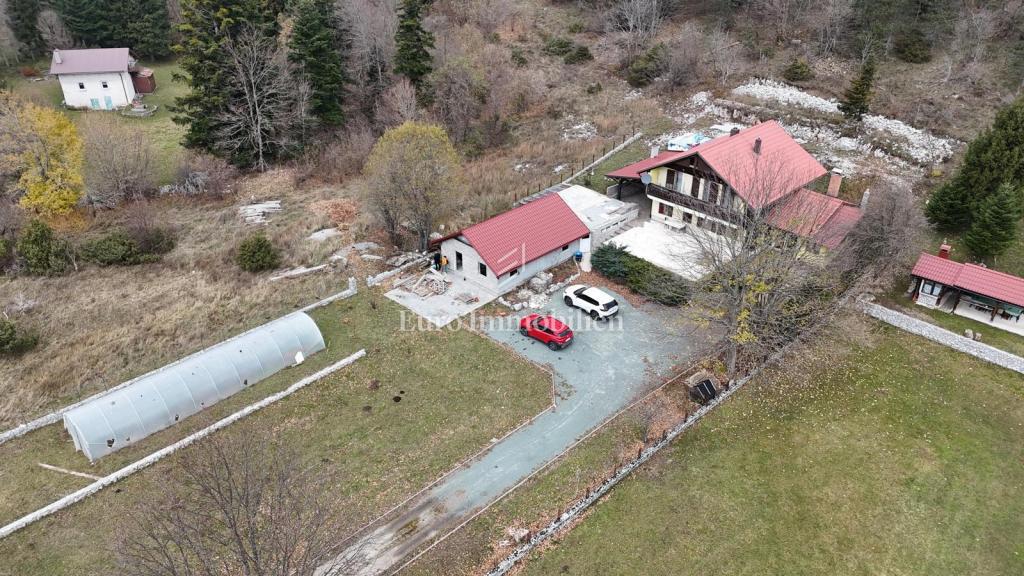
xmin=89 ymin=98 xmax=100 ymax=110
xmin=104 ymin=96 xmax=113 ymax=110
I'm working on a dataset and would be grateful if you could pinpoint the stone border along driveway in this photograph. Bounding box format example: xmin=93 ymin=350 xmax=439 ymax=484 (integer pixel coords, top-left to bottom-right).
xmin=861 ymin=300 xmax=1024 ymax=374
xmin=323 ymin=290 xmax=698 ymax=576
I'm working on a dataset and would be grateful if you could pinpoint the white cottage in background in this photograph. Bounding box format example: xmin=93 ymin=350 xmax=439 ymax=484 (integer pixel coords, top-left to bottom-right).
xmin=50 ymin=48 xmax=136 ymax=110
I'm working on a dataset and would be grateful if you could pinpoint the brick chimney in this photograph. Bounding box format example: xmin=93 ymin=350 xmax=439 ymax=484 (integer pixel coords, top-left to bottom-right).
xmin=53 ymin=49 xmax=62 ymax=64
xmin=938 ymin=244 xmax=951 ymax=260
xmin=827 ymin=168 xmax=843 ymax=197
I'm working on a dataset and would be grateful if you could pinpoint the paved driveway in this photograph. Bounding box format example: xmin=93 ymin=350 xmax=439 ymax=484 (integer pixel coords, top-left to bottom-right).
xmin=327 ymin=290 xmax=697 ymax=575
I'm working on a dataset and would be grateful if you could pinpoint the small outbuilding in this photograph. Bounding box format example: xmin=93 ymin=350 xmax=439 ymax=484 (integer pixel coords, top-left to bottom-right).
xmin=50 ymin=48 xmax=137 ymax=110
xmin=439 ymin=193 xmax=591 ymax=294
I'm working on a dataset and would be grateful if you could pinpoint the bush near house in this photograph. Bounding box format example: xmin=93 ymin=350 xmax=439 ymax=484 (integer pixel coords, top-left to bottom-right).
xmin=592 ymin=244 xmax=690 ymax=305
xmin=0 ymin=317 xmax=38 ymax=355
xmin=236 ymin=233 xmax=281 ymax=272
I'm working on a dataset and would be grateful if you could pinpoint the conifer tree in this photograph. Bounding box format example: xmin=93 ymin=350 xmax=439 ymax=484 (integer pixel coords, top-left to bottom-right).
xmin=394 ymin=0 xmax=434 ymax=102
xmin=963 ymin=183 xmax=1023 ymax=260
xmin=56 ymin=0 xmax=109 ymax=47
xmin=288 ymin=0 xmax=348 ymax=126
xmin=926 ymin=96 xmax=1024 ymax=232
xmin=9 ymin=0 xmax=43 ymax=56
xmin=839 ymin=56 xmax=875 ymax=121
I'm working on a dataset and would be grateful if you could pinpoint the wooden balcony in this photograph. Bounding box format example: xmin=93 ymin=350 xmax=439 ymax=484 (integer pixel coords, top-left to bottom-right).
xmin=646 ymin=183 xmax=744 ymax=225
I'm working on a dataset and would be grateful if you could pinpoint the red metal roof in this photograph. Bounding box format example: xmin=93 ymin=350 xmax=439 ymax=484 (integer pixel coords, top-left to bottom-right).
xmin=911 ymin=253 xmax=1024 ymax=308
xmin=762 ymin=188 xmax=862 ymax=249
xmin=460 ymin=194 xmax=589 ymax=276
xmin=50 ymin=48 xmax=131 ymax=75
xmin=607 ymin=121 xmax=827 ymax=209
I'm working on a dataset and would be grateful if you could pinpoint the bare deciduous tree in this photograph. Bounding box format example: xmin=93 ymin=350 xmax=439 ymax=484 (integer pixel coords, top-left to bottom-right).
xmin=118 ymin=429 xmax=347 ymax=576
xmin=36 ymin=8 xmax=74 ymax=51
xmin=609 ymin=0 xmax=661 ymax=65
xmin=800 ymin=0 xmax=852 ymax=56
xmin=705 ymin=28 xmax=741 ymax=85
xmin=680 ymin=152 xmax=843 ymax=375
xmin=338 ymin=0 xmax=398 ymax=124
xmin=375 ymin=76 xmax=419 ymax=128
xmin=79 ymin=115 xmax=156 ymax=208
xmin=0 ymin=0 xmax=20 ymax=66
xmin=432 ymin=57 xmax=484 ymax=142
xmin=665 ymin=22 xmax=704 ymax=91
xmin=217 ymin=25 xmax=311 ymax=171
xmin=833 ymin=180 xmax=925 ymax=285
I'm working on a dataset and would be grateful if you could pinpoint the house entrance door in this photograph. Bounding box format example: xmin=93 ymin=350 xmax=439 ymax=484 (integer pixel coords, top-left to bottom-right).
xmin=89 ymin=98 xmax=100 ymax=109
xmin=104 ymin=96 xmax=113 ymax=110
xmin=455 ymin=251 xmax=463 ymax=270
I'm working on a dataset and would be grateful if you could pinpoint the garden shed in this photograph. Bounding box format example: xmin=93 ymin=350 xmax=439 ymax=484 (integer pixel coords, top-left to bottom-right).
xmin=63 ymin=312 xmax=326 ymax=461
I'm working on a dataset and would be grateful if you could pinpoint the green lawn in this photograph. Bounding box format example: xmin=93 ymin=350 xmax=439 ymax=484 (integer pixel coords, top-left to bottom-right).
xmin=516 ymin=324 xmax=1024 ymax=575
xmin=5 ymin=60 xmax=188 ymax=184
xmin=879 ymin=283 xmax=1024 ymax=358
xmin=0 ymin=292 xmax=553 ymax=575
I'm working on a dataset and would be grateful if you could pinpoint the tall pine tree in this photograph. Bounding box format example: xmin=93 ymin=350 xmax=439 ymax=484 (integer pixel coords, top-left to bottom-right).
xmin=9 ymin=0 xmax=43 ymax=57
xmin=288 ymin=0 xmax=348 ymax=126
xmin=56 ymin=0 xmax=109 ymax=47
xmin=173 ymin=0 xmax=279 ymax=153
xmin=926 ymin=96 xmax=1024 ymax=232
xmin=963 ymin=183 xmax=1023 ymax=260
xmin=394 ymin=0 xmax=433 ymax=102
xmin=839 ymin=56 xmax=875 ymax=121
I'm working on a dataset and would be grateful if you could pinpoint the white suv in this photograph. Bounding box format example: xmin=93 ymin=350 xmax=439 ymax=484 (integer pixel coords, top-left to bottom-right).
xmin=563 ymin=285 xmax=620 ymax=320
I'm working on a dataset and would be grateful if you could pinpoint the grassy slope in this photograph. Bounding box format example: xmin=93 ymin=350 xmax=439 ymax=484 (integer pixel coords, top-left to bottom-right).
xmin=518 ymin=324 xmax=1024 ymax=576
xmin=6 ymin=60 xmax=188 ymax=184
xmin=0 ymin=292 xmax=553 ymax=575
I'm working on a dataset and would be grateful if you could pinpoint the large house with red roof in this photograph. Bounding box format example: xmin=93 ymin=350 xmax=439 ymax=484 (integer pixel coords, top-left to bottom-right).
xmin=438 ymin=193 xmax=592 ymax=294
xmin=910 ymin=245 xmax=1024 ymax=325
xmin=606 ymin=121 xmax=863 ymax=251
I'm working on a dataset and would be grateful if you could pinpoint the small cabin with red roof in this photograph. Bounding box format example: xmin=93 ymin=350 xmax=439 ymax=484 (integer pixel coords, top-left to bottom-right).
xmin=438 ymin=193 xmax=591 ymax=294
xmin=910 ymin=244 xmax=1024 ymax=326
xmin=606 ymin=121 xmax=862 ymax=251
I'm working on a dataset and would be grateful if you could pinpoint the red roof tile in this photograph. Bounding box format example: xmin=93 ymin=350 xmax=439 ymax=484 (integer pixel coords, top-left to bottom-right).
xmin=814 ymin=205 xmax=862 ymax=250
xmin=911 ymin=253 xmax=965 ymax=286
xmin=50 ymin=48 xmax=131 ymax=75
xmin=911 ymin=253 xmax=1024 ymax=308
xmin=607 ymin=121 xmax=827 ymax=209
xmin=764 ymin=188 xmax=862 ymax=249
xmin=957 ymin=264 xmax=1024 ymax=308
xmin=460 ymin=194 xmax=589 ymax=276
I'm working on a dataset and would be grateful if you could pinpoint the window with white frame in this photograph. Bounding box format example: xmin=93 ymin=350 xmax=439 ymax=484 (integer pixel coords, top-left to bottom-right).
xmin=920 ymin=280 xmax=942 ymax=296
xmin=658 ymin=202 xmax=674 ymax=218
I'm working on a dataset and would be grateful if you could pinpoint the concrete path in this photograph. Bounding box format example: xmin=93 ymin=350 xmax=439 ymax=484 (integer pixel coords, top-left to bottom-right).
xmin=326 ymin=292 xmax=696 ymax=575
xmin=861 ymin=301 xmax=1024 ymax=375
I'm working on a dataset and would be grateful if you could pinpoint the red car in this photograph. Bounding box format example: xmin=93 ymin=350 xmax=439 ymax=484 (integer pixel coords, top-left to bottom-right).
xmin=519 ymin=313 xmax=574 ymax=351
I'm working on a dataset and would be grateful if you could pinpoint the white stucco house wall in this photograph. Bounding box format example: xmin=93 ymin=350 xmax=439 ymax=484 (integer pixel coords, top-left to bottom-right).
xmin=50 ymin=48 xmax=136 ymax=110
xmin=439 ymin=193 xmax=591 ymax=295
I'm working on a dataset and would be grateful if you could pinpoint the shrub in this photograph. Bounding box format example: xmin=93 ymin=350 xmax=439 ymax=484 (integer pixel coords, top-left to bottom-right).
xmin=585 ymin=82 xmax=603 ymax=95
xmin=566 ymin=20 xmax=584 ymax=34
xmin=510 ymin=46 xmax=528 ymax=68
xmin=0 ymin=317 xmax=38 ymax=355
xmin=626 ymin=45 xmax=666 ymax=87
xmin=236 ymin=233 xmax=280 ymax=272
xmin=894 ymin=29 xmax=931 ymax=63
xmin=564 ymin=45 xmax=593 ymax=65
xmin=0 ymin=238 xmax=12 ymax=268
xmin=79 ymin=226 xmax=173 ymax=266
xmin=591 ymin=244 xmax=690 ymax=305
xmin=160 ymin=153 xmax=238 ymax=199
xmin=16 ymin=220 xmax=72 ymax=276
xmin=542 ymin=37 xmax=575 ymax=57
xmin=783 ymin=58 xmax=813 ymax=82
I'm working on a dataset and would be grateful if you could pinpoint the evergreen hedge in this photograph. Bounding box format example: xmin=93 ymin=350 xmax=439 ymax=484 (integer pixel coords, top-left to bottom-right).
xmin=591 ymin=244 xmax=690 ymax=305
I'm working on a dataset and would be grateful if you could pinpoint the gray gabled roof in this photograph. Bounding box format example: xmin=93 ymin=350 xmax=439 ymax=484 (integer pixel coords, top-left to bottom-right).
xmin=50 ymin=48 xmax=131 ymax=75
